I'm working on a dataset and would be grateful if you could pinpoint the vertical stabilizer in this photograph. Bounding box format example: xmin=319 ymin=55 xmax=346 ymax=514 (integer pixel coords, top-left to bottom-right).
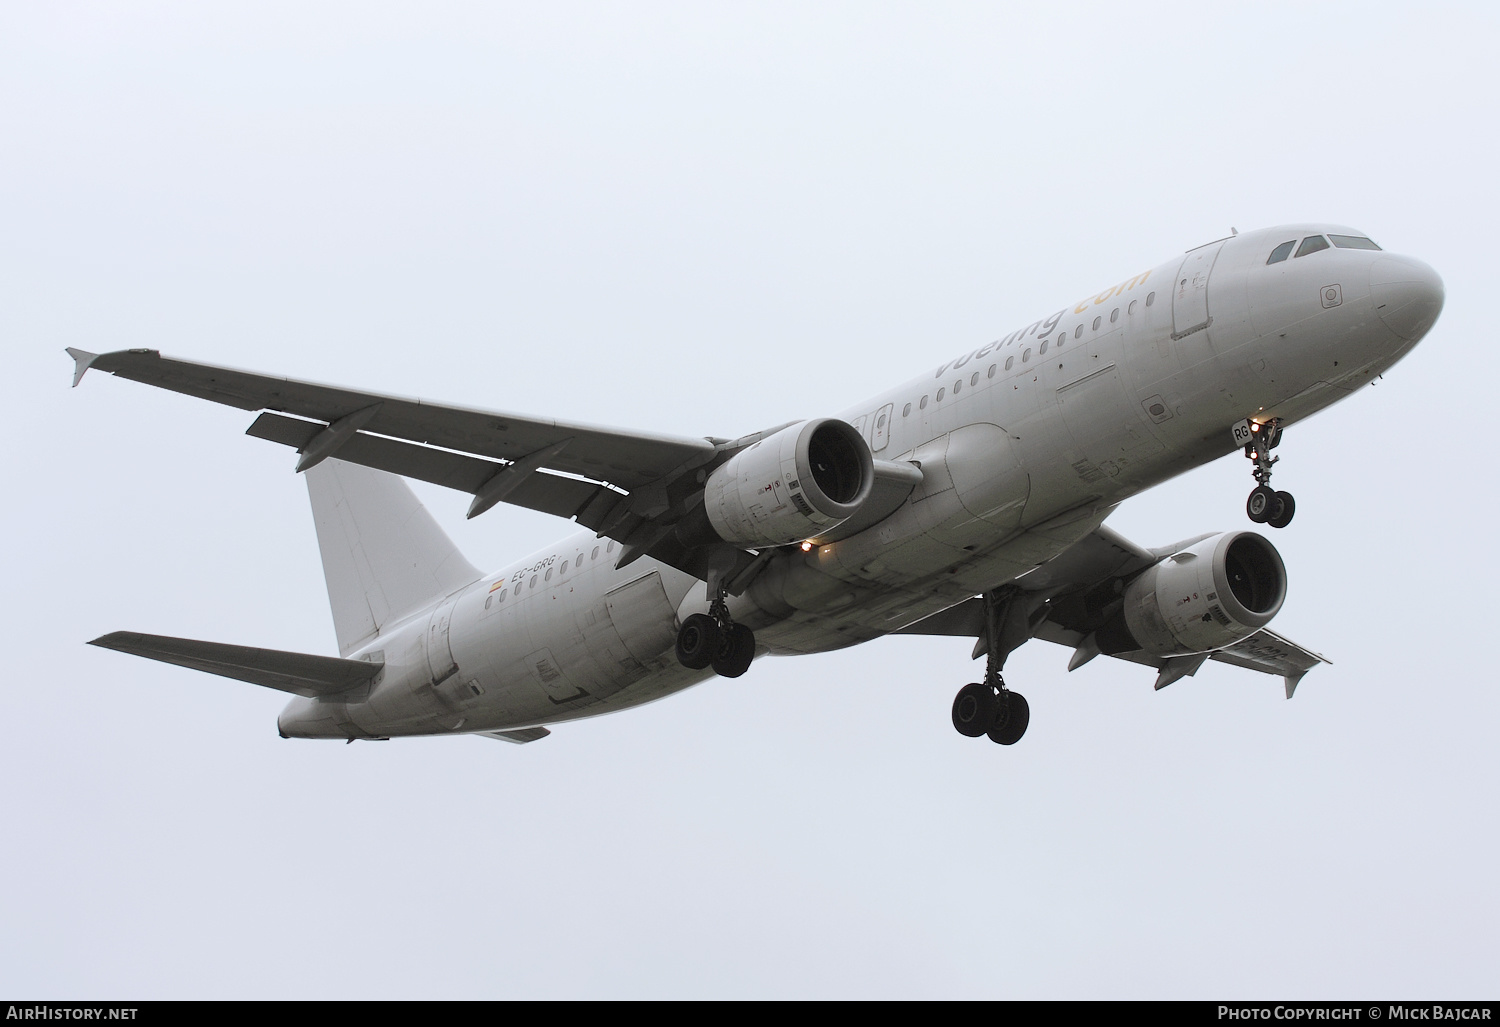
xmin=305 ymin=459 xmax=481 ymax=656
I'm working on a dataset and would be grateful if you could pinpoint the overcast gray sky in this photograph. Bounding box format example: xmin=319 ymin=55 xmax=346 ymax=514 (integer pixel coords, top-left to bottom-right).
xmin=3 ymin=1 xmax=1497 ymax=999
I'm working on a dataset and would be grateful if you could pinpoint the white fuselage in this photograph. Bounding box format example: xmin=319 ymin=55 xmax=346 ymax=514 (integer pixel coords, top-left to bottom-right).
xmin=278 ymin=224 xmax=1441 ymax=740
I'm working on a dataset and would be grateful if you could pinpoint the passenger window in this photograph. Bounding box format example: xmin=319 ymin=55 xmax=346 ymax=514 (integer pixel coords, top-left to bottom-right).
xmin=530 ymin=575 xmax=538 ymax=588
xmin=953 ymin=380 xmax=961 ymax=393
xmin=500 ymin=589 xmax=507 ymax=601
xmin=1092 ymin=316 xmax=1101 ymax=330
xmin=1330 ymin=234 xmax=1381 ymax=250
xmin=545 ymin=568 xmax=553 ymax=581
xmin=920 ymin=395 xmax=928 ymax=410
xmin=903 ymin=402 xmax=911 ymax=417
xmin=987 ymin=364 xmax=996 ymax=378
xmin=1266 ymin=240 xmax=1296 ymax=264
xmin=970 ymin=372 xmax=978 ymax=386
xmin=1295 ymin=235 xmax=1330 ymax=257
xmin=1128 ymin=300 xmax=1137 ymax=315
xmin=1074 ymin=324 xmax=1083 ymax=339
xmin=1022 ymin=348 xmax=1031 ymax=363
xmin=592 ymin=546 xmax=599 ymax=560
xmin=1146 ymin=291 xmax=1156 ymax=306
xmin=1004 ymin=356 xmax=1014 ymax=370
xmin=877 ymin=413 xmax=887 ymax=428
xmin=937 ymin=388 xmax=945 ymax=401
xmin=606 ymin=541 xmax=615 ymax=553
xmin=576 ymin=554 xmax=583 ymax=568
xmin=1056 ymin=333 xmax=1065 ymax=346
xmin=1110 ymin=307 xmax=1119 ymax=323
xmin=1039 ymin=340 xmax=1049 ymax=355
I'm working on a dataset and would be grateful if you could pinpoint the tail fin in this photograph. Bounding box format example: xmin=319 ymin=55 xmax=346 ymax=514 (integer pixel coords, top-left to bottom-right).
xmin=305 ymin=459 xmax=481 ymax=656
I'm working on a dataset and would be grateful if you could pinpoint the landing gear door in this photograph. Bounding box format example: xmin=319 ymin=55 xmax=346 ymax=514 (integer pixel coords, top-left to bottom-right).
xmin=1171 ymin=240 xmax=1225 ymax=340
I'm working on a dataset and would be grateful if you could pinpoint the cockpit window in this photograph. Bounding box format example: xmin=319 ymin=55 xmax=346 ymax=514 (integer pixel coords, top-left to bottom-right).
xmin=1266 ymin=240 xmax=1296 ymax=264
xmin=1330 ymin=234 xmax=1382 ymax=251
xmin=1294 ymin=235 xmax=1330 ymax=258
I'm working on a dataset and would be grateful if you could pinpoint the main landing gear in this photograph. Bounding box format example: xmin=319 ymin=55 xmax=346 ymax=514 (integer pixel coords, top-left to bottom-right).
xmin=952 ymin=680 xmax=1030 ymax=745
xmin=950 ymin=587 xmax=1039 ymax=746
xmin=1242 ymin=417 xmax=1295 ymax=529
xmin=676 ymin=584 xmax=755 ymax=679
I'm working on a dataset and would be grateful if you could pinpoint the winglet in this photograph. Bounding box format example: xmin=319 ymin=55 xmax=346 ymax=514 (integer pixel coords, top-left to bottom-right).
xmin=65 ymin=347 xmax=99 ymax=388
xmin=1284 ymin=670 xmax=1308 ymax=700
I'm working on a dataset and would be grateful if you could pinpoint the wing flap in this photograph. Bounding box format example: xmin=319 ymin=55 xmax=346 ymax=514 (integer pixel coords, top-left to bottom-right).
xmin=89 ymin=631 xmax=383 ymax=698
xmin=248 ymin=412 xmax=618 ymax=524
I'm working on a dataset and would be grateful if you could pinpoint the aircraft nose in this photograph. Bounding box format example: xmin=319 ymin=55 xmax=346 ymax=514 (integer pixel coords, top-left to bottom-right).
xmin=1370 ymin=256 xmax=1444 ymax=341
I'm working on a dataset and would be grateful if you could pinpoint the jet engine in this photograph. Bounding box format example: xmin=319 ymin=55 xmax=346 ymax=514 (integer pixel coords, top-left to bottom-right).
xmin=700 ymin=418 xmax=874 ymax=548
xmin=1094 ymin=531 xmax=1286 ymax=657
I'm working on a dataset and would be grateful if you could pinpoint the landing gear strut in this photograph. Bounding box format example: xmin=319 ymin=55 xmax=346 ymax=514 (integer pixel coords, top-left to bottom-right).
xmin=949 ymin=588 xmax=1036 ymax=745
xmin=676 ymin=574 xmax=755 ymax=679
xmin=1243 ymin=418 xmax=1295 ymax=529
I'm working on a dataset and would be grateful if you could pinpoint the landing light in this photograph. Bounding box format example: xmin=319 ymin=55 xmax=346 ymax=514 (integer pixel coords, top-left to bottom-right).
xmin=800 ymin=541 xmax=813 ymax=552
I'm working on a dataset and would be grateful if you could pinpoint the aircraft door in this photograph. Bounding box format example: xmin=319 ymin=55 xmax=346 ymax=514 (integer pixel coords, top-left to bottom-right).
xmin=425 ymin=601 xmax=458 ymax=684
xmin=1171 ymin=241 xmax=1225 ymax=340
xmin=871 ymin=403 xmax=894 ymax=453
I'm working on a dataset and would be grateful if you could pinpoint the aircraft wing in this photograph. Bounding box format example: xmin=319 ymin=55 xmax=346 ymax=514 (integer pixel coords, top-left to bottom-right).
xmin=895 ymin=526 xmax=1330 ymax=697
xmin=68 ymin=347 xmax=742 ymax=575
xmin=90 ymin=631 xmax=384 ymax=698
xmin=70 ymin=348 xmax=715 ymax=489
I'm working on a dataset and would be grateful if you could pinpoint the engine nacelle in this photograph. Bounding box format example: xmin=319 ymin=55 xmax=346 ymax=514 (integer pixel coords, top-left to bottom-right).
xmin=702 ymin=418 xmax=874 ymax=548
xmin=1095 ymin=531 xmax=1286 ymax=658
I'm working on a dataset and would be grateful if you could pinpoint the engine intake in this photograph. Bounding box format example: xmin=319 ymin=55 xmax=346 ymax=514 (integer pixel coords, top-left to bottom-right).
xmin=701 ymin=418 xmax=874 ymax=548
xmin=1095 ymin=531 xmax=1287 ymax=658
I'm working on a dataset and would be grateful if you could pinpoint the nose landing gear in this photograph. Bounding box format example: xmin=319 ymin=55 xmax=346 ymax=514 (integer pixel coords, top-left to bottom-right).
xmin=1241 ymin=417 xmax=1295 ymax=529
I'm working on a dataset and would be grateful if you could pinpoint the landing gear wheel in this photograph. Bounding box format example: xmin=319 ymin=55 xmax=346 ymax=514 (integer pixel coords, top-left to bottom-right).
xmin=712 ymin=624 xmax=756 ymax=678
xmin=675 ymin=613 xmax=721 ymax=670
xmin=1246 ymin=485 xmax=1276 ymax=523
xmin=952 ymin=682 xmax=998 ymax=737
xmin=1242 ymin=418 xmax=1290 ymax=525
xmin=1266 ymin=490 xmax=1296 ymax=529
xmin=986 ymin=691 xmax=1030 ymax=745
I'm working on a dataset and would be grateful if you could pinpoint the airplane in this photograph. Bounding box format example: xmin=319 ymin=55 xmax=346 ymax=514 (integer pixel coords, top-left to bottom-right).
xmin=67 ymin=223 xmax=1444 ymax=747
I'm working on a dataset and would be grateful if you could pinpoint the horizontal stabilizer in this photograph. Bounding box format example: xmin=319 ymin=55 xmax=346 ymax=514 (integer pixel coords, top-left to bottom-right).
xmin=89 ymin=631 xmax=383 ymax=698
